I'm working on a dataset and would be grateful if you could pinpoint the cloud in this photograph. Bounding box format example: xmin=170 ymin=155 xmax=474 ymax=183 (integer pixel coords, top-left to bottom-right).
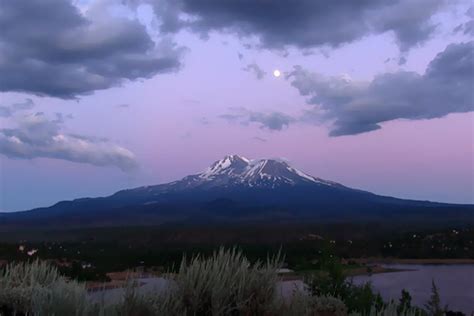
xmin=0 ymin=99 xmax=35 ymax=117
xmin=242 ymin=63 xmax=266 ymax=79
xmin=252 ymin=136 xmax=267 ymax=143
xmin=199 ymin=117 xmax=211 ymax=125
xmin=398 ymin=56 xmax=407 ymax=65
xmin=454 ymin=20 xmax=474 ymax=35
xmin=0 ymin=0 xmax=184 ymax=98
xmin=150 ymin=0 xmax=447 ymax=52
xmin=220 ymin=107 xmax=294 ymax=131
xmin=288 ymin=41 xmax=474 ymax=136
xmin=0 ymin=112 xmax=137 ymax=171
xmin=454 ymin=6 xmax=474 ymax=36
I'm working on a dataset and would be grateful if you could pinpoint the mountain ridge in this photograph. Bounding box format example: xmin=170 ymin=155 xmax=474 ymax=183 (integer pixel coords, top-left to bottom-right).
xmin=0 ymin=155 xmax=472 ymax=230
xmin=114 ymin=155 xmax=347 ymax=196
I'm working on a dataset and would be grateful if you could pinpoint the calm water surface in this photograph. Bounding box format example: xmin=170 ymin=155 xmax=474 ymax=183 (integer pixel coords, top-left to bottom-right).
xmin=352 ymin=264 xmax=474 ymax=314
xmin=90 ymin=265 xmax=474 ymax=314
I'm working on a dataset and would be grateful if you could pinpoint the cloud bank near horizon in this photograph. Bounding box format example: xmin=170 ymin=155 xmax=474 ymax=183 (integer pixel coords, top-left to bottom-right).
xmin=0 ymin=108 xmax=137 ymax=171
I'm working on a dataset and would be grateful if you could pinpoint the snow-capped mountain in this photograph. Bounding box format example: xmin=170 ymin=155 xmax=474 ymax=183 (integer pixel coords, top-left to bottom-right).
xmin=197 ymin=155 xmax=340 ymax=188
xmin=2 ymin=155 xmax=471 ymax=229
xmin=131 ymin=155 xmax=344 ymax=193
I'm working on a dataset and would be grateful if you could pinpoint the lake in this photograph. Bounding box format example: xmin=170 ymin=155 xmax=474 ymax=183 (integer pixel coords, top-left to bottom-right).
xmin=352 ymin=264 xmax=474 ymax=314
xmin=89 ymin=277 xmax=308 ymax=305
xmin=90 ymin=265 xmax=474 ymax=314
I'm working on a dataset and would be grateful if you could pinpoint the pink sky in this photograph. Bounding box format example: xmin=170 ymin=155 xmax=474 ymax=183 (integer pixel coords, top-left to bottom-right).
xmin=0 ymin=1 xmax=473 ymax=211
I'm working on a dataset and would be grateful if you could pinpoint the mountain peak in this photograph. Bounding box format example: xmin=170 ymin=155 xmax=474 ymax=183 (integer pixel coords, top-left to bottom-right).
xmin=203 ymin=155 xmax=250 ymax=178
xmin=197 ymin=155 xmax=339 ymax=189
xmin=220 ymin=154 xmax=251 ymax=166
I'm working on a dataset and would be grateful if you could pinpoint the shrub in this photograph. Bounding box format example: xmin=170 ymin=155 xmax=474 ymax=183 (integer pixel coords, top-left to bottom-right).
xmin=111 ymin=281 xmax=159 ymax=316
xmin=150 ymin=247 xmax=282 ymax=315
xmin=306 ymin=270 xmax=384 ymax=314
xmin=0 ymin=260 xmax=93 ymax=315
xmin=3 ymin=250 xmax=436 ymax=316
xmin=274 ymin=291 xmax=347 ymax=316
xmin=349 ymin=302 xmax=424 ymax=316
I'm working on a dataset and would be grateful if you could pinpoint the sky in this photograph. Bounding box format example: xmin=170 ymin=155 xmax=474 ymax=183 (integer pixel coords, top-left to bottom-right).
xmin=0 ymin=0 xmax=473 ymax=211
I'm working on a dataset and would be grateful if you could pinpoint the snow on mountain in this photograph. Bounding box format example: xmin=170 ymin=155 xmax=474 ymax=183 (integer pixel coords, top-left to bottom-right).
xmin=121 ymin=155 xmax=344 ymax=196
xmin=200 ymin=155 xmax=250 ymax=179
xmin=9 ymin=155 xmax=467 ymax=230
xmin=191 ymin=155 xmax=340 ymax=189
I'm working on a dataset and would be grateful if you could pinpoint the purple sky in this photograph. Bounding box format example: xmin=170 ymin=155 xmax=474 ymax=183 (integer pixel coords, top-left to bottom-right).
xmin=0 ymin=0 xmax=473 ymax=211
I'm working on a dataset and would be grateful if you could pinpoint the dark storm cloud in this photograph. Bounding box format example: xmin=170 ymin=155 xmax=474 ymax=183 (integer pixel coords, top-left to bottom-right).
xmin=289 ymin=41 xmax=474 ymax=136
xmin=220 ymin=107 xmax=294 ymax=131
xmin=242 ymin=63 xmax=266 ymax=79
xmin=150 ymin=0 xmax=446 ymax=52
xmin=0 ymin=113 xmax=137 ymax=171
xmin=0 ymin=0 xmax=184 ymax=98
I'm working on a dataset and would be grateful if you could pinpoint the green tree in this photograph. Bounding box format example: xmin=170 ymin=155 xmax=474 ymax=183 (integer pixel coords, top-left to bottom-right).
xmin=306 ymin=250 xmax=385 ymax=314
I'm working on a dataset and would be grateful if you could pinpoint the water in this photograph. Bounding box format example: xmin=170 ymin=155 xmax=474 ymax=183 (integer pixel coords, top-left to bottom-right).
xmin=90 ymin=265 xmax=474 ymax=314
xmin=90 ymin=277 xmax=307 ymax=304
xmin=352 ymin=264 xmax=474 ymax=314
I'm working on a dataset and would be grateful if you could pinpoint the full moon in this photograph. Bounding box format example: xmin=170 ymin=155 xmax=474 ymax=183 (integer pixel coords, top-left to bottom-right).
xmin=273 ymin=69 xmax=281 ymax=77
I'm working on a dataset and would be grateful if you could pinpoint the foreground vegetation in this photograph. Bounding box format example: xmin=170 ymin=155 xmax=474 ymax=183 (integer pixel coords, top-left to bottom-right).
xmin=0 ymin=249 xmax=455 ymax=316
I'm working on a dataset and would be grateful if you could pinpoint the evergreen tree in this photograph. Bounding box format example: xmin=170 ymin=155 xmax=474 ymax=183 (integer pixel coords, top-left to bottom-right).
xmin=425 ymin=280 xmax=445 ymax=316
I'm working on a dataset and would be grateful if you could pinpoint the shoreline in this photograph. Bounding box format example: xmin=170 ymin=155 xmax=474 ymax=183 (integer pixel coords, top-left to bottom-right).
xmin=350 ymin=258 xmax=474 ymax=265
xmin=344 ymin=265 xmax=414 ymax=277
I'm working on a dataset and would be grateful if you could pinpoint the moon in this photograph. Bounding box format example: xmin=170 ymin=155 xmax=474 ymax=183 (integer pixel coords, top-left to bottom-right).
xmin=273 ymin=69 xmax=281 ymax=78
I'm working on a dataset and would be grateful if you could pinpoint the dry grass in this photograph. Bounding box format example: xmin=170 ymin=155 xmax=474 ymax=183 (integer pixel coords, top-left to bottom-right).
xmin=0 ymin=251 xmax=425 ymax=316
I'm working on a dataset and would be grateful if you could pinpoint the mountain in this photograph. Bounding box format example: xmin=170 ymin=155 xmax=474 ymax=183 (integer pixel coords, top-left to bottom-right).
xmin=117 ymin=154 xmax=344 ymax=193
xmin=1 ymin=155 xmax=472 ymax=230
